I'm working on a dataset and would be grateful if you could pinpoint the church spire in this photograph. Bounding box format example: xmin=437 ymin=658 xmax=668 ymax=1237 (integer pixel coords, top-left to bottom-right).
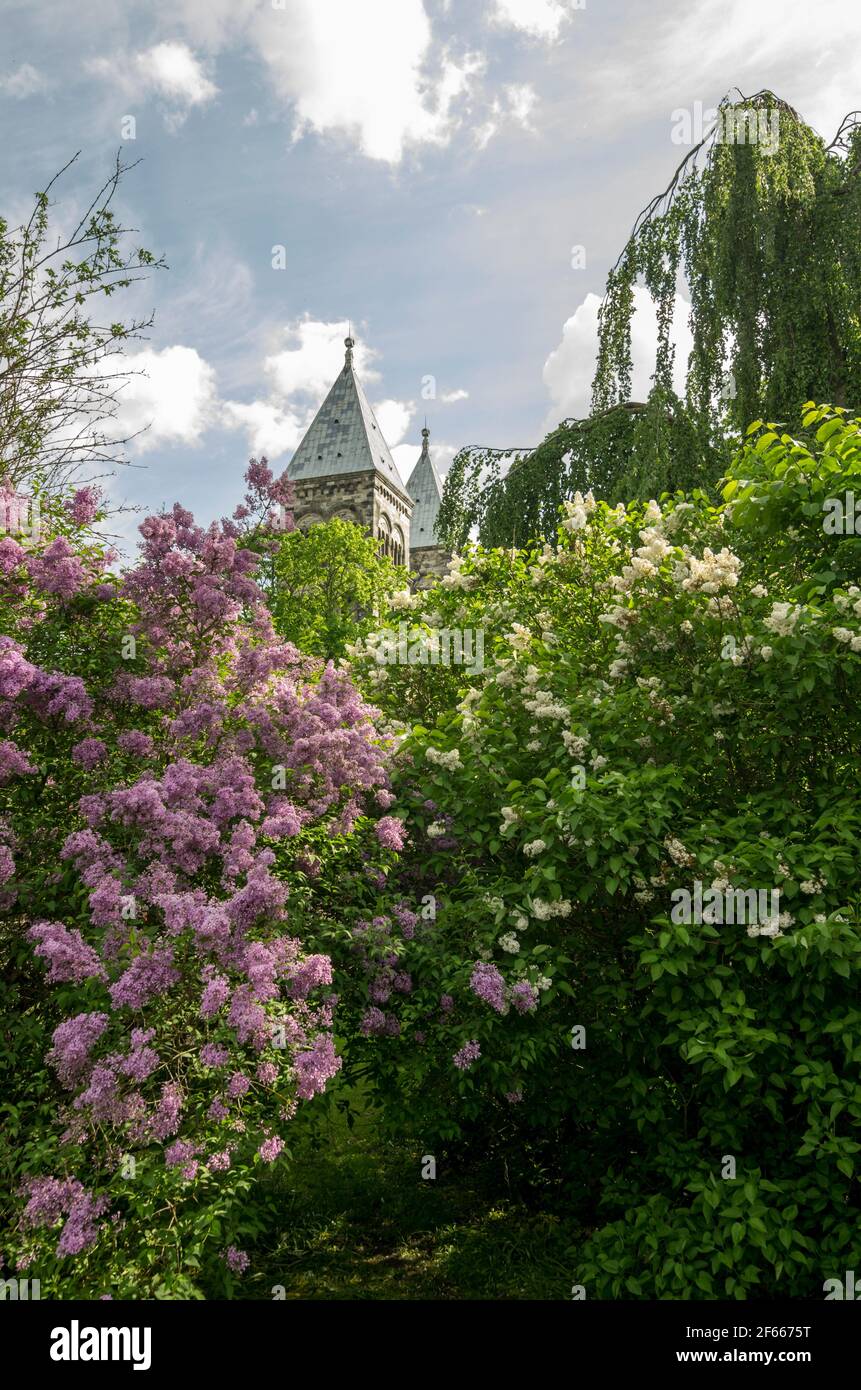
xmin=285 ymin=331 xmax=405 ymax=490
xmin=406 ymin=422 xmax=444 ymax=546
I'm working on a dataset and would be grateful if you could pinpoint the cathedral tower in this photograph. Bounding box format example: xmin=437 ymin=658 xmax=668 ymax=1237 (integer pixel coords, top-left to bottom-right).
xmin=287 ymin=336 xmax=412 ymax=567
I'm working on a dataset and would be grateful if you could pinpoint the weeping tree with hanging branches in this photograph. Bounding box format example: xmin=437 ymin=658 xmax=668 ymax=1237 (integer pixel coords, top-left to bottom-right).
xmin=438 ymin=91 xmax=861 ymax=551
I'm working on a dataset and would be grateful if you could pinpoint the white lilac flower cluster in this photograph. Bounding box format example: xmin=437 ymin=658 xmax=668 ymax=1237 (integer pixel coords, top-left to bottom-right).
xmin=763 ymin=602 xmax=801 ymax=637
xmin=389 ymin=588 xmax=418 ymax=612
xmin=561 ymin=490 xmax=597 ymax=532
xmin=598 ymin=604 xmax=637 ymax=631
xmin=523 ymin=690 xmax=569 ymax=720
xmin=663 ymin=502 xmax=695 ymax=535
xmin=504 ymin=623 xmax=532 ymax=654
xmin=562 ymin=729 xmax=590 ymax=759
xmin=535 ymin=608 xmax=557 ymax=644
xmin=440 ymin=554 xmax=476 ymax=591
xmin=747 ymin=911 xmax=793 ymax=940
xmin=523 ymin=839 xmax=546 ymax=858
xmin=457 ymin=688 xmax=484 ymax=742
xmin=676 ymin=545 xmax=743 ymax=595
xmin=530 ymin=897 xmax=572 ymax=920
xmin=498 ymin=932 xmax=521 ymax=953
xmin=425 ymin=746 xmax=462 ymax=771
xmin=664 ymin=835 xmax=695 ymax=868
xmin=610 ymin=528 xmax=675 ymax=596
xmin=494 ymin=657 xmax=517 ymax=689
xmin=529 ymin=544 xmax=559 ymax=585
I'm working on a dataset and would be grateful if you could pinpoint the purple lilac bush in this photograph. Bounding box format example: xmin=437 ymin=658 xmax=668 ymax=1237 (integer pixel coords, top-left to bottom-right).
xmin=0 ymin=471 xmax=395 ymax=1296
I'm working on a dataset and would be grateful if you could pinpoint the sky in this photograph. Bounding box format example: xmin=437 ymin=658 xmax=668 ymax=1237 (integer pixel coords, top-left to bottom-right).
xmin=2 ymin=0 xmax=859 ymax=551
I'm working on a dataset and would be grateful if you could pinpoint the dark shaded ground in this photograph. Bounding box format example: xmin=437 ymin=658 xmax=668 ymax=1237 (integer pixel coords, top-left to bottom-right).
xmin=247 ymin=1085 xmax=574 ymax=1300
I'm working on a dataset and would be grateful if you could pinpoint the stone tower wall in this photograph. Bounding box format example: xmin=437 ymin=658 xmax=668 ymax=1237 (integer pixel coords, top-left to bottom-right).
xmin=410 ymin=543 xmax=449 ymax=587
xmin=292 ymin=468 xmax=412 ymax=567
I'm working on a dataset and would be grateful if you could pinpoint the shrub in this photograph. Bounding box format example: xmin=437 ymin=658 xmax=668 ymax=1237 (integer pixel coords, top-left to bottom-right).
xmin=331 ymin=406 xmax=861 ymax=1297
xmin=0 ymin=479 xmax=393 ymax=1297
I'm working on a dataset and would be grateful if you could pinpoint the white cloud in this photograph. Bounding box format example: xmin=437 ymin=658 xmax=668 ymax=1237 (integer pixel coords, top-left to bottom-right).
xmin=0 ymin=63 xmax=46 ymax=98
xmin=263 ymin=318 xmax=380 ymax=400
xmin=587 ymin=0 xmax=861 ymax=142
xmin=505 ymin=83 xmax=537 ymax=126
xmin=246 ymin=0 xmax=482 ymax=163
xmin=87 ymin=41 xmax=216 ymax=130
xmin=392 ymin=437 xmax=457 ymax=483
xmin=220 ymin=400 xmax=305 ymax=461
xmin=222 ymin=319 xmax=408 ymax=463
xmin=474 ymin=81 xmax=538 ymax=147
xmin=135 ymin=41 xmax=217 ymax=107
xmin=490 ymin=0 xmax=577 ymax=42
xmin=542 ymin=286 xmax=693 ymax=424
xmin=163 ymin=0 xmax=259 ymax=51
xmin=373 ymin=398 xmax=414 ymax=447
xmin=114 ymin=346 xmax=219 ymax=451
xmin=158 ymin=0 xmax=544 ymax=160
xmin=440 ymin=388 xmax=469 ymax=404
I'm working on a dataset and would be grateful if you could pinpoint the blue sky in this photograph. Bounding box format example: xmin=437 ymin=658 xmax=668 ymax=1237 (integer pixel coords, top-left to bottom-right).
xmin=2 ymin=0 xmax=858 ymax=550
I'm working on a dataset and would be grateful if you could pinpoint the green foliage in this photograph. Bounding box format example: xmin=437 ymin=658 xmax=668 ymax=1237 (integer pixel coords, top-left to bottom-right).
xmin=251 ymin=517 xmax=407 ymax=661
xmin=439 ymin=93 xmax=861 ymax=551
xmin=326 ymin=406 xmax=861 ymax=1297
xmin=438 ymin=396 xmax=715 ymax=552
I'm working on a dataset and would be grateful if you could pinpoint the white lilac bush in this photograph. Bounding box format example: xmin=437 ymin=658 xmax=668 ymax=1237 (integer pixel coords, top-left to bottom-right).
xmin=0 ymin=469 xmax=398 ymax=1297
xmin=334 ymin=405 xmax=861 ymax=1298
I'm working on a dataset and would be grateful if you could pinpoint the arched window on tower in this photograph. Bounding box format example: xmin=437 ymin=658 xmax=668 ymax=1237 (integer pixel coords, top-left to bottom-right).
xmin=392 ymin=525 xmax=405 ymax=568
xmin=377 ymin=513 xmax=392 ymax=560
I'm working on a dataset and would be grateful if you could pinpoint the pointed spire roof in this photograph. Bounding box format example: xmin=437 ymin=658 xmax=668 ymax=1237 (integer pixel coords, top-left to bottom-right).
xmin=406 ymin=425 xmax=444 ymax=545
xmin=286 ymin=336 xmax=405 ymax=492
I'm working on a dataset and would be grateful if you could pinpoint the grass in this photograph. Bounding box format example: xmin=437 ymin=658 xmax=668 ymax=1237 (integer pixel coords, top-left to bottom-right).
xmin=245 ymin=1082 xmax=575 ymax=1301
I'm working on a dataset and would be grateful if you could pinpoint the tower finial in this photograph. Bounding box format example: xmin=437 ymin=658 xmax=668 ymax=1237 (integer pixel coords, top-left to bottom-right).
xmin=421 ymin=420 xmax=430 ymax=451
xmin=344 ymin=328 xmax=355 ymax=367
